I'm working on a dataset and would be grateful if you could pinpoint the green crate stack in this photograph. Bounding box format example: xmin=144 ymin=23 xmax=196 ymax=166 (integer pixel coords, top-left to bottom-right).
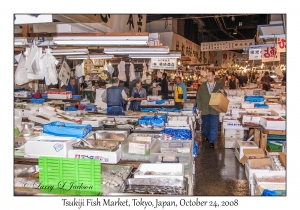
xmin=38 ymin=157 xmax=102 ymax=196
xmin=81 ymin=90 xmax=95 ymax=103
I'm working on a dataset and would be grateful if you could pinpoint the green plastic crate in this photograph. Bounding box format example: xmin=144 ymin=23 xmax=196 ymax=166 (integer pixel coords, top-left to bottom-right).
xmin=267 ymin=144 xmax=282 ymax=152
xmin=38 ymin=157 xmax=102 ymax=195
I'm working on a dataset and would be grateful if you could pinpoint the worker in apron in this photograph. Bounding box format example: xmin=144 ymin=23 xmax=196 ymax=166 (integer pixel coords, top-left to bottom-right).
xmin=101 ymin=77 xmax=129 ymax=116
xmin=129 ymin=81 xmax=147 ymax=111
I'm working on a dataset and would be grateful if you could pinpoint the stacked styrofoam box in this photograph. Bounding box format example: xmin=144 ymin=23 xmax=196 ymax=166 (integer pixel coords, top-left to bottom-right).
xmin=266 ymin=103 xmax=282 ymax=110
xmin=227 ymin=96 xmax=244 ymax=103
xmin=167 ymin=116 xmax=189 ymax=127
xmin=253 ymin=171 xmax=286 ymax=195
xmin=242 ymin=115 xmax=261 ymax=125
xmin=147 ymin=95 xmax=162 ymax=101
xmin=47 ymin=91 xmax=72 ymax=99
xmin=260 ymin=116 xmax=286 ymax=130
xmin=230 ymin=109 xmax=248 ymax=118
xmin=241 ymin=102 xmax=255 ymax=109
xmin=235 ymin=141 xmax=258 ymax=162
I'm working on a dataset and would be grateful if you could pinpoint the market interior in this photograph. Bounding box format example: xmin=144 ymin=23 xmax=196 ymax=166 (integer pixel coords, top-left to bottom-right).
xmin=14 ymin=14 xmax=286 ymax=196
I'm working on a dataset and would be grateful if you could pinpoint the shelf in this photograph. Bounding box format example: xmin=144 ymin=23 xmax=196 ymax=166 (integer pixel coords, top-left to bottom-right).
xmin=14 ymin=97 xmax=81 ymax=102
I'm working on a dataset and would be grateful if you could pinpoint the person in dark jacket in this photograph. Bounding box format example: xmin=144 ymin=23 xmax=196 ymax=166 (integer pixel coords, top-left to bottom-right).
xmin=159 ymin=73 xmax=168 ymax=99
xmin=196 ymin=70 xmax=227 ymax=148
xmin=101 ymin=77 xmax=129 ymax=115
xmin=229 ymin=74 xmax=238 ymax=89
xmin=236 ymin=73 xmax=244 ymax=87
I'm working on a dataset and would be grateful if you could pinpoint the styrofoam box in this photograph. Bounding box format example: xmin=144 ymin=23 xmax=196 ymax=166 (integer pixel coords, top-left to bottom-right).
xmin=82 ymin=117 xmax=108 ymax=127
xmin=227 ymin=96 xmax=244 ymax=103
xmin=219 ymin=113 xmax=227 ymax=122
xmin=241 ymin=102 xmax=255 ymax=109
xmin=245 ymin=163 xmax=270 ymax=185
xmin=282 ymin=142 xmax=286 ymax=155
xmin=235 ymin=141 xmax=258 ymax=161
xmin=253 ymin=171 xmax=286 ymax=195
xmin=223 ymin=138 xmax=243 ymax=149
xmin=245 ymin=109 xmax=272 ymax=115
xmin=231 ymin=109 xmax=248 ymax=115
xmin=14 ymin=108 xmax=30 ymax=118
xmin=249 ymin=184 xmax=255 ymax=196
xmin=67 ymin=147 xmax=121 ymax=164
xmin=224 ymin=129 xmax=245 ymax=138
xmin=222 ymin=120 xmax=244 ymax=130
xmin=25 ymin=136 xmax=78 ymax=158
xmin=134 ymin=163 xmax=184 ymax=179
xmin=260 ymin=116 xmax=286 ymax=130
xmin=266 ymin=103 xmax=282 ymax=110
xmin=147 ymin=95 xmax=162 ymax=101
xmin=271 ymin=109 xmax=286 ymax=117
xmin=47 ymin=91 xmax=72 ymax=99
xmin=28 ymin=114 xmax=50 ymax=124
xmin=242 ymin=115 xmax=261 ymax=124
xmin=228 ymin=103 xmax=241 ymax=110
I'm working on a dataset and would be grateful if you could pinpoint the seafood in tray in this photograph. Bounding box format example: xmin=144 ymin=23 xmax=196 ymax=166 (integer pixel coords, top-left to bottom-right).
xmin=72 ymin=139 xmax=120 ymax=151
xmin=119 ymin=177 xmax=188 ymax=195
xmin=85 ymin=131 xmax=128 ymax=142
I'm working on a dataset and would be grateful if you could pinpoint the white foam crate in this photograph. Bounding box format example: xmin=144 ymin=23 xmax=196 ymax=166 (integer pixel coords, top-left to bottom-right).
xmin=260 ymin=116 xmax=286 ymax=130
xmin=134 ymin=163 xmax=184 ymax=179
xmin=235 ymin=141 xmax=258 ymax=161
xmin=253 ymin=171 xmax=286 ymax=195
xmin=223 ymin=138 xmax=243 ymax=149
xmin=245 ymin=163 xmax=270 ymax=185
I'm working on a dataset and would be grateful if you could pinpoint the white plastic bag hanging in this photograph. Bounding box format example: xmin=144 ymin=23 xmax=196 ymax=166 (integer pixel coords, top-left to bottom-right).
xmin=24 ymin=44 xmax=41 ymax=75
xmin=103 ymin=60 xmax=108 ymax=71
xmin=27 ymin=48 xmax=46 ymax=80
xmin=15 ymin=54 xmax=31 ymax=85
xmin=118 ymin=61 xmax=126 ymax=82
xmin=141 ymin=62 xmax=147 ymax=82
xmin=43 ymin=49 xmax=58 ymax=86
xmin=59 ymin=61 xmax=71 ymax=87
xmin=129 ymin=63 xmax=136 ymax=82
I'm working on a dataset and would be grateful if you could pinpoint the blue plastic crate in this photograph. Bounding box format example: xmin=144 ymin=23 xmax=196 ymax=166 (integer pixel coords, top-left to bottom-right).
xmin=155 ymin=100 xmax=165 ymax=105
xmin=30 ymin=98 xmax=45 ymax=104
xmin=42 ymin=94 xmax=48 ymax=99
xmin=66 ymin=106 xmax=78 ymax=111
xmin=254 ymin=104 xmax=269 ymax=108
xmin=72 ymin=95 xmax=82 ymax=99
xmin=245 ymin=96 xmax=264 ymax=102
xmin=141 ymin=108 xmax=157 ymax=112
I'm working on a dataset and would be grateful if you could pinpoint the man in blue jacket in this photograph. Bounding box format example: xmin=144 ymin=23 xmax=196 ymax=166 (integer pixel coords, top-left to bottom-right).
xmin=101 ymin=77 xmax=129 ymax=115
xmin=65 ymin=78 xmax=76 ymax=95
xmin=174 ymin=77 xmax=187 ymax=110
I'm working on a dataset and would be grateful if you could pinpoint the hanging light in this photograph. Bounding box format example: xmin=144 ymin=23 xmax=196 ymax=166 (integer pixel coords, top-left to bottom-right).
xmin=270 ymin=72 xmax=277 ymax=78
xmin=261 ymin=63 xmax=264 ymax=68
xmin=108 ymin=61 xmax=112 ymax=66
xmin=178 ymin=61 xmax=181 ymax=65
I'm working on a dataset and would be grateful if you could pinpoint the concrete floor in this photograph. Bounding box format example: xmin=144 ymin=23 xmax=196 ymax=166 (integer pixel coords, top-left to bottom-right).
xmin=193 ymin=132 xmax=250 ymax=196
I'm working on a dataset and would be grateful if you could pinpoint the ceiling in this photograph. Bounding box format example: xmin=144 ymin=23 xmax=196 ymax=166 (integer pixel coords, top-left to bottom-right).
xmin=146 ymin=14 xmax=270 ymax=43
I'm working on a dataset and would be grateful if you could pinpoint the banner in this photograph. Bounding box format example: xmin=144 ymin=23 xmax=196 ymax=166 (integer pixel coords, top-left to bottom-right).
xmin=276 ymin=37 xmax=286 ymax=52
xmin=150 ymin=58 xmax=177 ymax=70
xmin=100 ymin=14 xmax=146 ymax=32
xmin=201 ymin=39 xmax=255 ymax=52
xmin=262 ymin=46 xmax=280 ymax=62
xmin=171 ymin=33 xmax=201 ymax=64
xmin=249 ymin=47 xmax=262 ymax=60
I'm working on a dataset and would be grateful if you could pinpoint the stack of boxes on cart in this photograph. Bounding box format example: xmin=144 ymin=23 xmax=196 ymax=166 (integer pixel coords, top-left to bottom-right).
xmin=220 ymin=87 xmax=286 ymax=196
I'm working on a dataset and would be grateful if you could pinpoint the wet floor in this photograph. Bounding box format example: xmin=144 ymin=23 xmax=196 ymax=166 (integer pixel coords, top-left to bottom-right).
xmin=193 ymin=132 xmax=250 ymax=196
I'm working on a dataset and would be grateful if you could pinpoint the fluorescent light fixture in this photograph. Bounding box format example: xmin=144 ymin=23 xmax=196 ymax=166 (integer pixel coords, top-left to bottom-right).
xmin=14 ymin=38 xmax=28 ymax=46
xmin=45 ymin=49 xmax=89 ymax=55
xmin=53 ymin=36 xmax=149 ymax=46
xmin=259 ymin=34 xmax=285 ymax=39
xmin=66 ymin=55 xmax=114 ymax=60
xmin=129 ymin=54 xmax=181 ymax=58
xmin=104 ymin=48 xmax=169 ymax=54
xmin=14 ymin=14 xmax=53 ymax=24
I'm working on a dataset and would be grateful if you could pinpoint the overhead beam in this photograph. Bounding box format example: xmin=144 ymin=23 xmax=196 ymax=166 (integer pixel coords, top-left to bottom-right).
xmin=53 ymin=14 xmax=103 ymax=23
xmin=14 ymin=32 xmax=149 ymax=38
xmin=22 ymin=24 xmax=30 ymax=37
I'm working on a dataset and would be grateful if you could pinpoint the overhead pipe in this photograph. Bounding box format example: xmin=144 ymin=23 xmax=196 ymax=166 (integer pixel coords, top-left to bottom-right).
xmin=214 ymin=16 xmax=237 ymax=40
xmin=221 ymin=17 xmax=246 ymax=39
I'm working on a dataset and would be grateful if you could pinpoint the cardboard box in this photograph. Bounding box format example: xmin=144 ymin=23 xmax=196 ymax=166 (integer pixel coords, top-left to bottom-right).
xmin=47 ymin=91 xmax=72 ymax=99
xmin=235 ymin=141 xmax=258 ymax=162
xmin=240 ymin=149 xmax=270 ymax=168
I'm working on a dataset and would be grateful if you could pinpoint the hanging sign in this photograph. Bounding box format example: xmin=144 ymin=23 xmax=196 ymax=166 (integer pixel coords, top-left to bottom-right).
xmin=276 ymin=37 xmax=286 ymax=52
xmin=249 ymin=47 xmax=262 ymax=60
xmin=150 ymin=58 xmax=177 ymax=70
xmin=261 ymin=46 xmax=280 ymax=62
xmin=201 ymin=39 xmax=254 ymax=52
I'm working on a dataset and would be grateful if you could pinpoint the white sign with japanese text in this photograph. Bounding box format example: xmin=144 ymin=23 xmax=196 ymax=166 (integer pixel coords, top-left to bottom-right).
xmin=262 ymin=46 xmax=280 ymax=62
xmin=150 ymin=58 xmax=177 ymax=70
xmin=201 ymin=39 xmax=254 ymax=52
xmin=249 ymin=47 xmax=262 ymax=60
xmin=276 ymin=37 xmax=286 ymax=52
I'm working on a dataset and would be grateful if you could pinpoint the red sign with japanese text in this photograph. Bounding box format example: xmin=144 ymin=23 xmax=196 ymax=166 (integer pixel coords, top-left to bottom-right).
xmin=261 ymin=46 xmax=280 ymax=62
xmin=276 ymin=37 xmax=286 ymax=52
